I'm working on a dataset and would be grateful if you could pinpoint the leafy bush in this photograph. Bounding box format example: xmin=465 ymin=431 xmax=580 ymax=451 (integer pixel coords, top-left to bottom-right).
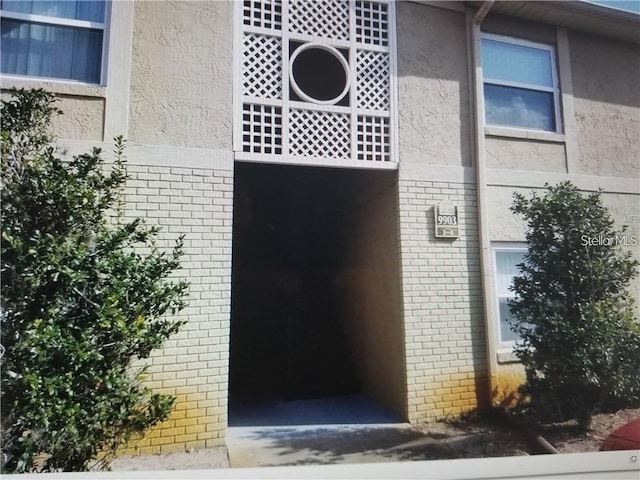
xmin=509 ymin=182 xmax=640 ymax=430
xmin=1 ymin=89 xmax=188 ymax=472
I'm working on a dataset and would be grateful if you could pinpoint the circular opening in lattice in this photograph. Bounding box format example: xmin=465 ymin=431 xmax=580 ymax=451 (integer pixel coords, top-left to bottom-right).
xmin=290 ymin=43 xmax=350 ymax=105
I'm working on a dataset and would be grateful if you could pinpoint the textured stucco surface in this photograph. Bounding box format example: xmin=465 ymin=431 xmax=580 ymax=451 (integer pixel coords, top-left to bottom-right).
xmin=52 ymin=95 xmax=105 ymax=142
xmin=1 ymin=90 xmax=104 ymax=142
xmin=569 ymin=31 xmax=640 ymax=178
xmin=486 ymin=137 xmax=567 ymax=173
xmin=486 ymin=186 xmax=528 ymax=242
xmin=396 ymin=3 xmax=472 ymax=168
xmin=128 ymin=0 xmax=233 ymax=149
xmin=482 ymin=13 xmax=556 ymax=45
xmin=601 ymin=192 xmax=640 ymax=317
xmin=488 ymin=187 xmax=640 ymax=314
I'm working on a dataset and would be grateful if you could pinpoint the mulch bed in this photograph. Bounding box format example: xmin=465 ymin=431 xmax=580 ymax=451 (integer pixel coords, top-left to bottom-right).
xmin=424 ymin=406 xmax=640 ymax=458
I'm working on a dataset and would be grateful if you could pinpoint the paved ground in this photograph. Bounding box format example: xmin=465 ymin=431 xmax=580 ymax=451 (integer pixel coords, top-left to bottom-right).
xmin=226 ymin=394 xmax=472 ymax=468
xmin=227 ymin=422 xmax=461 ymax=467
xmin=113 ymin=395 xmax=485 ymax=470
xmin=111 ymin=447 xmax=230 ymax=471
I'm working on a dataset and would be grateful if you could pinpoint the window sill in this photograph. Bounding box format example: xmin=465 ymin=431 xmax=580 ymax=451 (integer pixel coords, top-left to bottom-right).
xmin=497 ymin=349 xmax=520 ymax=364
xmin=1 ymin=75 xmax=106 ymax=98
xmin=485 ymin=125 xmax=565 ymax=143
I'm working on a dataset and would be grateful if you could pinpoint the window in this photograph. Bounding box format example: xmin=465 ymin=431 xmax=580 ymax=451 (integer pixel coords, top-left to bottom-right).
xmin=1 ymin=0 xmax=107 ymax=84
xmin=482 ymin=34 xmax=560 ymax=133
xmin=494 ymin=246 xmax=526 ymax=345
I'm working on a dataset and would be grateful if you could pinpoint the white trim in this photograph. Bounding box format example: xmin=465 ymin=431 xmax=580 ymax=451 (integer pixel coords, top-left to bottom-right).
xmin=98 ymin=1 xmax=111 ymax=86
xmin=242 ymin=25 xmax=282 ymax=38
xmin=394 ymin=164 xmax=639 ymax=195
xmin=281 ymin=1 xmax=291 ymax=158
xmin=471 ymin=10 xmax=499 ymax=384
xmin=485 ymin=125 xmax=565 ymax=142
xmin=496 ymin=349 xmax=519 ymax=364
xmin=288 ymin=100 xmax=351 ymax=114
xmin=481 ymin=33 xmax=562 ymax=134
xmin=398 ymin=164 xmax=476 ymax=184
xmin=388 ymin=0 xmax=399 ymax=166
xmin=487 ymin=169 xmax=640 ymax=195
xmin=102 ymin=0 xmax=134 ymax=140
xmin=232 ymin=0 xmax=243 ymax=154
xmin=349 ymin=0 xmax=358 ymax=163
xmin=492 ymin=243 xmax=527 ymax=347
xmin=235 ymin=152 xmax=397 ymax=170
xmin=59 ymin=140 xmax=235 ymax=171
xmin=483 ymin=78 xmax=555 ymax=93
xmin=11 ymin=451 xmax=640 ymax=480
xmin=288 ymin=32 xmax=352 ymax=49
xmin=482 ymin=32 xmax=556 ymax=56
xmin=556 ymin=26 xmax=579 ymax=174
xmin=289 ymin=43 xmax=350 ymax=105
xmin=0 ymin=10 xmax=105 ymax=30
xmin=0 ymin=75 xmax=106 ymax=93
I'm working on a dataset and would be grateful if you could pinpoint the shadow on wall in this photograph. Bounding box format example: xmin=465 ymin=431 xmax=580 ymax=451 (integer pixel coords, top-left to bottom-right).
xmin=569 ymin=31 xmax=640 ymax=107
xmin=395 ymin=2 xmax=472 ymax=168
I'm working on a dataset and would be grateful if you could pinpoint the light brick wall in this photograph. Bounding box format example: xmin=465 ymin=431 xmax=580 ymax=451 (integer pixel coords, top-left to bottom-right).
xmin=118 ymin=163 xmax=233 ymax=454
xmin=398 ymin=180 xmax=488 ymax=423
xmin=341 ymin=172 xmax=405 ymax=418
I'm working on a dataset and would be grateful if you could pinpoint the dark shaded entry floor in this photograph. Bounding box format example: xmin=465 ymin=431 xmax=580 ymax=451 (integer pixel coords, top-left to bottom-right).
xmin=228 ymin=394 xmax=400 ymax=427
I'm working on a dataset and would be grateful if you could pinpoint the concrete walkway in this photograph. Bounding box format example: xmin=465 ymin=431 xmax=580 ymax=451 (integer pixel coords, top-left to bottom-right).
xmin=226 ymin=395 xmax=464 ymax=467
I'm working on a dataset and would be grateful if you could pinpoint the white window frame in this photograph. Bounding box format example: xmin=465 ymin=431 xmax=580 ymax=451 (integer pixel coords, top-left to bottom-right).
xmin=0 ymin=1 xmax=110 ymax=86
xmin=493 ymin=243 xmax=527 ymax=348
xmin=481 ymin=33 xmax=562 ymax=134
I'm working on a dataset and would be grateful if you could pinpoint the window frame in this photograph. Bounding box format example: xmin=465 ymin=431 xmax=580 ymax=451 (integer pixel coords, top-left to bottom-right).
xmin=0 ymin=1 xmax=110 ymax=86
xmin=481 ymin=32 xmax=562 ymax=134
xmin=493 ymin=243 xmax=527 ymax=348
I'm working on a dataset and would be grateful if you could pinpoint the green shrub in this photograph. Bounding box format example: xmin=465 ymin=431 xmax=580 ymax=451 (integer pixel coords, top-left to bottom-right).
xmin=1 ymin=89 xmax=188 ymax=472
xmin=509 ymin=182 xmax=640 ymax=430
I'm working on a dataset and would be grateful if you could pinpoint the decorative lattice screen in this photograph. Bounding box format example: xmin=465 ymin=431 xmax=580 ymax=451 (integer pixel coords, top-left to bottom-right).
xmin=235 ymin=0 xmax=396 ymax=167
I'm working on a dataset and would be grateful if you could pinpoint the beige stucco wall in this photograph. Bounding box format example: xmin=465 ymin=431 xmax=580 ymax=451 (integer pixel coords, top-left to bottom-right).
xmin=602 ymin=193 xmax=640 ymax=313
xmin=485 ymin=137 xmax=566 ymax=173
xmin=488 ymin=186 xmax=639 ymax=283
xmin=396 ymin=2 xmax=472 ymax=168
xmin=482 ymin=13 xmax=557 ymax=45
xmin=128 ymin=0 xmax=233 ymax=149
xmin=569 ymin=31 xmax=640 ymax=178
xmin=52 ymin=95 xmax=105 ymax=142
xmin=1 ymin=86 xmax=105 ymax=142
xmin=486 ymin=186 xmax=528 ymax=241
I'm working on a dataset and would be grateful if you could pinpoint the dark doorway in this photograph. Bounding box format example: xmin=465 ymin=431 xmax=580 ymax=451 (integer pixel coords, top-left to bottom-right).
xmin=229 ymin=162 xmax=406 ymax=423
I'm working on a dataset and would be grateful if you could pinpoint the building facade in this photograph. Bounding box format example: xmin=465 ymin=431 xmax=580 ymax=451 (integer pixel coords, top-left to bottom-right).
xmin=1 ymin=0 xmax=638 ymax=454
